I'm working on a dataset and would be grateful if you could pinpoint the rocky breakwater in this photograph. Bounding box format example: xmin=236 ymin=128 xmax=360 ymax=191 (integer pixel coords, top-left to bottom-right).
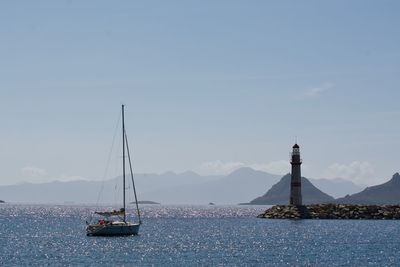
xmin=258 ymin=204 xmax=400 ymax=220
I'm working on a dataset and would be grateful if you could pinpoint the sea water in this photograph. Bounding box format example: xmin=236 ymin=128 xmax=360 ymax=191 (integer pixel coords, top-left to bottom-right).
xmin=0 ymin=204 xmax=399 ymax=266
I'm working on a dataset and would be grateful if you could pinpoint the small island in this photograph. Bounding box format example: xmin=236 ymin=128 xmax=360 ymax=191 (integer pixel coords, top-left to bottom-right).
xmin=0 ymin=200 xmax=5 ymax=203
xmin=130 ymin=201 xmax=160 ymax=205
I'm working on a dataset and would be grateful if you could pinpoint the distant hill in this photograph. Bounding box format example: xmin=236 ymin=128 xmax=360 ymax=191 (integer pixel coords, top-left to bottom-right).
xmin=335 ymin=173 xmax=400 ymax=204
xmin=0 ymin=200 xmax=4 ymax=203
xmin=140 ymin=168 xmax=282 ymax=204
xmin=249 ymin=174 xmax=335 ymax=205
xmin=0 ymin=180 xmax=108 ymax=204
xmin=0 ymin=168 xmax=281 ymax=204
xmin=309 ymin=178 xmax=364 ymax=198
xmin=0 ymin=171 xmax=220 ymax=204
xmin=0 ymin=168 xmax=366 ymax=205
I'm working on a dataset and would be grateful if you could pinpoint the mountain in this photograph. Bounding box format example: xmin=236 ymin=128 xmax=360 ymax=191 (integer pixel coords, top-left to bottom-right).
xmin=308 ymin=178 xmax=364 ymax=198
xmin=140 ymin=167 xmax=281 ymax=204
xmin=0 ymin=168 xmax=281 ymax=204
xmin=249 ymin=174 xmax=335 ymax=205
xmin=0 ymin=168 xmax=367 ymax=205
xmin=0 ymin=171 xmax=220 ymax=204
xmin=335 ymin=173 xmax=400 ymax=204
xmin=0 ymin=180 xmax=106 ymax=204
xmin=133 ymin=171 xmax=220 ymax=193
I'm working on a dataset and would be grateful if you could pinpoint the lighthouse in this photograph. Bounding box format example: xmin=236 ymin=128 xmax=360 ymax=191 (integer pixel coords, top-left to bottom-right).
xmin=290 ymin=143 xmax=303 ymax=206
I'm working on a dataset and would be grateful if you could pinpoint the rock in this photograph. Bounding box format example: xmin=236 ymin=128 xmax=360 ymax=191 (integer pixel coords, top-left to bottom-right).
xmin=258 ymin=204 xmax=400 ymax=220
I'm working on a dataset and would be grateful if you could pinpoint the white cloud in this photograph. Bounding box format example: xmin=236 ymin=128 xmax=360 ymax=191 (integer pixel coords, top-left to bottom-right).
xmin=21 ymin=166 xmax=47 ymax=178
xmin=56 ymin=174 xmax=89 ymax=182
xmin=20 ymin=166 xmax=87 ymax=183
xmin=250 ymin=161 xmax=291 ymax=175
xmin=197 ymin=160 xmax=291 ymax=176
xmin=199 ymin=160 xmax=245 ymax=175
xmin=323 ymin=161 xmax=378 ymax=185
xmin=304 ymin=82 xmax=334 ymax=98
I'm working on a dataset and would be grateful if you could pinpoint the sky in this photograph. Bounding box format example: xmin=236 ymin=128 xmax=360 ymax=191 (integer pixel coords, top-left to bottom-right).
xmin=0 ymin=1 xmax=399 ymax=186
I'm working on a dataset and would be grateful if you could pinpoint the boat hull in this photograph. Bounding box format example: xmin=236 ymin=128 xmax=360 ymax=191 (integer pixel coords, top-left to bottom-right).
xmin=86 ymin=223 xmax=140 ymax=236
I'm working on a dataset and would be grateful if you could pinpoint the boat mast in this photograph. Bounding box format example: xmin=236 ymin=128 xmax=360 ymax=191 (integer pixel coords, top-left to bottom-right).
xmin=122 ymin=104 xmax=126 ymax=222
xmin=125 ymin=130 xmax=142 ymax=224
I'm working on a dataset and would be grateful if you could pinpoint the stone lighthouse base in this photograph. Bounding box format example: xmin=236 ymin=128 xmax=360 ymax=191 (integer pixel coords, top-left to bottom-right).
xmin=258 ymin=204 xmax=400 ymax=220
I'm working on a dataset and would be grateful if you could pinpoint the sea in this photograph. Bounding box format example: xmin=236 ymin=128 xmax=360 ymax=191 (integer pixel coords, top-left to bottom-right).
xmin=0 ymin=204 xmax=399 ymax=266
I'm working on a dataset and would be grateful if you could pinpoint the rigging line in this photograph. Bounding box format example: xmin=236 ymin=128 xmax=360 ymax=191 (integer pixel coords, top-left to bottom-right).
xmin=94 ymin=111 xmax=121 ymax=210
xmin=124 ymin=128 xmax=142 ymax=224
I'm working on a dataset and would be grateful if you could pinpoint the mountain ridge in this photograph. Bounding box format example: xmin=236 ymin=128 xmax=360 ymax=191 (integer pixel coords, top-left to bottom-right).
xmin=0 ymin=167 xmax=367 ymax=204
xmin=249 ymin=174 xmax=335 ymax=205
xmin=335 ymin=173 xmax=400 ymax=204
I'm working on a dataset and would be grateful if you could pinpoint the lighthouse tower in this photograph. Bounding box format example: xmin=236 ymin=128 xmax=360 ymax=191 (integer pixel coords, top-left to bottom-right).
xmin=290 ymin=144 xmax=303 ymax=206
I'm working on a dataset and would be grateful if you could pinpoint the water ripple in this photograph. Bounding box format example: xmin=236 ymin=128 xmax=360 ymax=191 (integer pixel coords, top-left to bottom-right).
xmin=0 ymin=204 xmax=399 ymax=266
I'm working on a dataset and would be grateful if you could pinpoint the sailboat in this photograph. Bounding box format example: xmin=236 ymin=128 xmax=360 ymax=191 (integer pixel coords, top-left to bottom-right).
xmin=86 ymin=105 xmax=142 ymax=236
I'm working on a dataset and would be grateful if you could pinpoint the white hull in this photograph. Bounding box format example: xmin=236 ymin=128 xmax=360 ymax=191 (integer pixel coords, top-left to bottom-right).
xmin=87 ymin=222 xmax=140 ymax=236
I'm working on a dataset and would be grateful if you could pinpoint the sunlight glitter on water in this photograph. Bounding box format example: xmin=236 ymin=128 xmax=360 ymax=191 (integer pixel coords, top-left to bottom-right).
xmin=0 ymin=204 xmax=269 ymax=219
xmin=1 ymin=204 xmax=399 ymax=266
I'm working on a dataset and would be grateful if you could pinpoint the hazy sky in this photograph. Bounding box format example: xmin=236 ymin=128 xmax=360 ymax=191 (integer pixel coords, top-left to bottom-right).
xmin=0 ymin=1 xmax=399 ymax=186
